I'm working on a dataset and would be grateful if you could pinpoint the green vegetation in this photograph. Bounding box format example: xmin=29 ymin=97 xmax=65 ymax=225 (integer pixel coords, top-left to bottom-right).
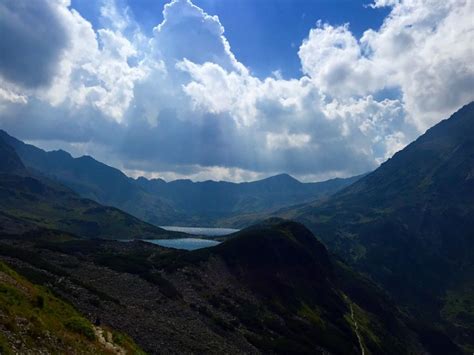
xmin=111 ymin=330 xmax=147 ymax=355
xmin=64 ymin=316 xmax=96 ymax=340
xmin=0 ymin=261 xmax=144 ymax=353
xmin=0 ymin=262 xmax=98 ymax=352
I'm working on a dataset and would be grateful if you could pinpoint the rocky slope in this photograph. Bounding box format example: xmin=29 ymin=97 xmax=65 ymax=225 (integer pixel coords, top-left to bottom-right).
xmin=0 ymin=221 xmax=460 ymax=354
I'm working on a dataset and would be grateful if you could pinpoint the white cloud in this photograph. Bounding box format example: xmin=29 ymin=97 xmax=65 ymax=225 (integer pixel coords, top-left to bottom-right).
xmin=0 ymin=85 xmax=27 ymax=105
xmin=298 ymin=0 xmax=474 ymax=131
xmin=125 ymin=166 xmax=266 ymax=183
xmin=266 ymin=132 xmax=312 ymax=150
xmin=298 ymin=22 xmax=381 ymax=98
xmin=153 ymin=0 xmax=246 ymax=74
xmin=0 ymin=0 xmax=472 ymax=182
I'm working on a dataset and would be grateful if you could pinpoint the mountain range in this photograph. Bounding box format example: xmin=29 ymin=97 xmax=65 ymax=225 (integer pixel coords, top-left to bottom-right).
xmin=0 ymin=102 xmax=472 ymax=353
xmin=0 ymin=129 xmax=362 ymax=227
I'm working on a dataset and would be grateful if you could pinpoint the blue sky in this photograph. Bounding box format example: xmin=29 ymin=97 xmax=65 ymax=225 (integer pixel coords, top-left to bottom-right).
xmin=0 ymin=0 xmax=473 ymax=182
xmin=72 ymin=0 xmax=390 ymax=78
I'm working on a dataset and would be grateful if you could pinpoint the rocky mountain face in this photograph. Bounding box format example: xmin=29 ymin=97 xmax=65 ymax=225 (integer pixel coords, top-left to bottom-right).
xmin=282 ymin=102 xmax=474 ymax=351
xmin=0 ymin=221 xmax=461 ymax=354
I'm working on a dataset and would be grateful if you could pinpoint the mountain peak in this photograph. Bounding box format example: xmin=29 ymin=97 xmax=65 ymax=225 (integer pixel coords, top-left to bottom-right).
xmin=260 ymin=173 xmax=300 ymax=184
xmin=212 ymin=219 xmax=332 ymax=280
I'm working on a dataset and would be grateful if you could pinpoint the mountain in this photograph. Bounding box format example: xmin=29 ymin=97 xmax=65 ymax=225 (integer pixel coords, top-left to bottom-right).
xmin=0 ymin=220 xmax=460 ymax=354
xmin=282 ymin=102 xmax=474 ymax=350
xmin=136 ymin=172 xmax=363 ymax=226
xmin=0 ymin=131 xmax=184 ymax=225
xmin=0 ymin=136 xmax=26 ymax=174
xmin=0 ymin=130 xmax=362 ymax=226
xmin=0 ymin=134 xmax=179 ymax=239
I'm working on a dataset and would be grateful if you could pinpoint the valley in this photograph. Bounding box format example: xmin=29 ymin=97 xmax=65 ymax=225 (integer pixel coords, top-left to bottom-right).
xmin=0 ymin=66 xmax=472 ymax=355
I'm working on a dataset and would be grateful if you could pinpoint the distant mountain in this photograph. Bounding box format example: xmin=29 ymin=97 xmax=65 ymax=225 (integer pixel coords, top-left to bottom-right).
xmin=136 ymin=172 xmax=363 ymax=225
xmin=282 ymin=102 xmax=474 ymax=350
xmin=0 ymin=220 xmax=459 ymax=354
xmin=0 ymin=131 xmax=184 ymax=226
xmin=0 ymin=129 xmax=363 ymax=226
xmin=0 ymin=134 xmax=179 ymax=239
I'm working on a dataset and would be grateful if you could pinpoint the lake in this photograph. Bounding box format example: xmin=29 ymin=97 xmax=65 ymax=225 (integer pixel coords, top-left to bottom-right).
xmin=146 ymin=238 xmax=221 ymax=250
xmin=138 ymin=226 xmax=239 ymax=250
xmin=160 ymin=226 xmax=239 ymax=237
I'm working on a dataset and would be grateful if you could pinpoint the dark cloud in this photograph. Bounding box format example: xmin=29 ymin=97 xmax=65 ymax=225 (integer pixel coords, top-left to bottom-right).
xmin=0 ymin=0 xmax=68 ymax=88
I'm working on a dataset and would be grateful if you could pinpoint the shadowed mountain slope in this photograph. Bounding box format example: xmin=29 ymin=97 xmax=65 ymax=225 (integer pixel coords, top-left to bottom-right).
xmin=282 ymin=102 xmax=474 ymax=351
xmin=0 ymin=135 xmax=179 ymax=240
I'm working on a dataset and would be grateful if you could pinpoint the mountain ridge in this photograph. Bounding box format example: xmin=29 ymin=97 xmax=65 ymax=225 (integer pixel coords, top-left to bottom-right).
xmin=0 ymin=134 xmax=181 ymax=240
xmin=0 ymin=129 xmax=364 ymax=227
xmin=280 ymin=101 xmax=474 ymax=351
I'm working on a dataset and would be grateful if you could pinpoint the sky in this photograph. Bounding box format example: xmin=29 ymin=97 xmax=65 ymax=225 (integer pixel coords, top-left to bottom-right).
xmin=0 ymin=0 xmax=473 ymax=182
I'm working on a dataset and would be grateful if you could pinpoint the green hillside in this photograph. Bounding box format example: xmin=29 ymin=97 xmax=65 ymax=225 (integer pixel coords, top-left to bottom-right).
xmin=0 ymin=261 xmax=143 ymax=354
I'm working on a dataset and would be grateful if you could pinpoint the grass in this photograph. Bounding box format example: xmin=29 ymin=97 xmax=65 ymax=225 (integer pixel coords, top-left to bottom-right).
xmin=0 ymin=261 xmax=143 ymax=354
xmin=298 ymin=303 xmax=326 ymax=329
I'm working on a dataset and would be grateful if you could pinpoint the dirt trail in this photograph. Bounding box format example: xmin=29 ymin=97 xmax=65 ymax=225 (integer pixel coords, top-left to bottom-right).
xmin=94 ymin=326 xmax=126 ymax=355
xmin=343 ymin=295 xmax=365 ymax=355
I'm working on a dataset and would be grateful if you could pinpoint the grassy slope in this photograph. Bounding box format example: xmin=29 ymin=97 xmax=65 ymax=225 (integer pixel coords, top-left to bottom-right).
xmin=0 ymin=261 xmax=143 ymax=354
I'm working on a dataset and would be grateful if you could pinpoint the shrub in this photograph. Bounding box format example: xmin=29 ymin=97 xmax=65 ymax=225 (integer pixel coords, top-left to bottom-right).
xmin=64 ymin=317 xmax=96 ymax=340
xmin=34 ymin=295 xmax=45 ymax=309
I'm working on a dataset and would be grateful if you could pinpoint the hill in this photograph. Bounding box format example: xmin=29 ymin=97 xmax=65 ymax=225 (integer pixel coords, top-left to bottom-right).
xmin=0 ymin=221 xmax=460 ymax=354
xmin=0 ymin=134 xmax=180 ymax=239
xmin=0 ymin=130 xmax=362 ymax=226
xmin=282 ymin=102 xmax=474 ymax=350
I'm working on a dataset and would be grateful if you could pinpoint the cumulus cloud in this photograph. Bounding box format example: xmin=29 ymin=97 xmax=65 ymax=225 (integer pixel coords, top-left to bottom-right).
xmin=299 ymin=22 xmax=380 ymax=98
xmin=0 ymin=0 xmax=472 ymax=182
xmin=153 ymin=0 xmax=246 ymax=74
xmin=298 ymin=0 xmax=474 ymax=130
